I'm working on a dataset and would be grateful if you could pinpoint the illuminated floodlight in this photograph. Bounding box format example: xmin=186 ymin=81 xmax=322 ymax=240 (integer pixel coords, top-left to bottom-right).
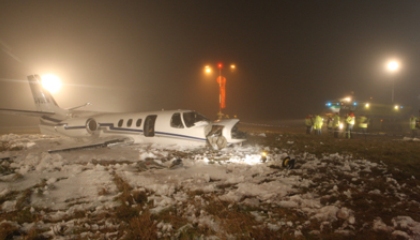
xmin=41 ymin=74 xmax=62 ymax=93
xmin=387 ymin=60 xmax=400 ymax=72
xmin=343 ymin=97 xmax=351 ymax=102
xmin=365 ymin=103 xmax=370 ymax=108
xmin=204 ymin=65 xmax=212 ymax=74
xmin=386 ymin=59 xmax=400 ymax=103
xmin=394 ymin=105 xmax=399 ymax=110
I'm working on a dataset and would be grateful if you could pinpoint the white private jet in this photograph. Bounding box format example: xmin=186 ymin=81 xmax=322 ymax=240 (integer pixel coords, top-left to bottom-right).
xmin=0 ymin=75 xmax=246 ymax=152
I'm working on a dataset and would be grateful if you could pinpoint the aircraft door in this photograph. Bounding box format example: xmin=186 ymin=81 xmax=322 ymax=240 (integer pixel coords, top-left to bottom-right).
xmin=144 ymin=115 xmax=157 ymax=137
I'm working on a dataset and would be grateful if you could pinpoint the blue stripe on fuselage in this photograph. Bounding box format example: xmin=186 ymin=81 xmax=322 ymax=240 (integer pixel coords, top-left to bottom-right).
xmin=55 ymin=122 xmax=206 ymax=142
xmin=100 ymin=122 xmax=207 ymax=141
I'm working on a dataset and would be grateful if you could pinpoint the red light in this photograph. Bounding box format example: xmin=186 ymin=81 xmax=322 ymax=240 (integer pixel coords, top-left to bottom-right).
xmin=217 ymin=63 xmax=223 ymax=69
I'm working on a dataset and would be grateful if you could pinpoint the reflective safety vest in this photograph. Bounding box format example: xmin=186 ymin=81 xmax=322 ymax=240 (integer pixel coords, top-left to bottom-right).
xmin=410 ymin=117 xmax=417 ymax=130
xmin=332 ymin=115 xmax=340 ymax=128
xmin=314 ymin=115 xmax=323 ymax=130
xmin=346 ymin=116 xmax=355 ymax=125
xmin=327 ymin=118 xmax=333 ymax=128
xmin=358 ymin=116 xmax=368 ymax=129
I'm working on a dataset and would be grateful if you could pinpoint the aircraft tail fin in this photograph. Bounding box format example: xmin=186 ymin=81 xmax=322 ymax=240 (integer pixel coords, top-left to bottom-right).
xmin=27 ymin=74 xmax=68 ymax=120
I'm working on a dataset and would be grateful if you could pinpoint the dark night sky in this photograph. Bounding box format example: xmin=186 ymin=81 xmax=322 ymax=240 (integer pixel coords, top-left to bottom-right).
xmin=1 ymin=1 xmax=420 ymax=128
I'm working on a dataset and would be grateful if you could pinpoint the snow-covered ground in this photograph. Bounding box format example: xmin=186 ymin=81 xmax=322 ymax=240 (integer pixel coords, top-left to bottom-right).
xmin=0 ymin=133 xmax=419 ymax=239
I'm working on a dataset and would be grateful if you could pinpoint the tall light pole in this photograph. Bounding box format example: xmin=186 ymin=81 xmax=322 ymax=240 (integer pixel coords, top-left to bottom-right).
xmin=204 ymin=62 xmax=236 ymax=119
xmin=216 ymin=63 xmax=226 ymax=114
xmin=386 ymin=60 xmax=400 ymax=103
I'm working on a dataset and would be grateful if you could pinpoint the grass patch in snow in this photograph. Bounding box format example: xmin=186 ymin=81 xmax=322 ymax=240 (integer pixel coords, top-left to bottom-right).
xmin=1 ymin=131 xmax=420 ymax=239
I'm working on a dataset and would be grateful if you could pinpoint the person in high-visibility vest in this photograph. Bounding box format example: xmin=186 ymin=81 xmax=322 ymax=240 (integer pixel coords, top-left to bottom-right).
xmin=314 ymin=114 xmax=323 ymax=135
xmin=409 ymin=115 xmax=417 ymax=137
xmin=332 ymin=113 xmax=341 ymax=138
xmin=327 ymin=116 xmax=333 ymax=134
xmin=358 ymin=115 xmax=369 ymax=136
xmin=346 ymin=112 xmax=355 ymax=139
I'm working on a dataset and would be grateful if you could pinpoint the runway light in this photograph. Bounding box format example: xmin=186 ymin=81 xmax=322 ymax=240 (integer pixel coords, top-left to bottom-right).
xmin=41 ymin=74 xmax=62 ymax=93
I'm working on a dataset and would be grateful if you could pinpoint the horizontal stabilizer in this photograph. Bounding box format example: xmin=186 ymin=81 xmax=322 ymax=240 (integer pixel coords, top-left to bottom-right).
xmin=0 ymin=108 xmax=55 ymax=117
xmin=66 ymin=102 xmax=92 ymax=110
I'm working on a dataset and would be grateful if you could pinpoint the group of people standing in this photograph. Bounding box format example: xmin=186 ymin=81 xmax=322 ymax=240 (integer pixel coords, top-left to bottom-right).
xmin=305 ymin=114 xmax=324 ymax=135
xmin=306 ymin=111 xmax=420 ymax=138
xmin=305 ymin=112 xmax=361 ymax=139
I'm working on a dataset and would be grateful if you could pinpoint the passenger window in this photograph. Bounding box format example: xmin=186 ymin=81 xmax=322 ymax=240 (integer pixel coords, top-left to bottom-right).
xmin=170 ymin=113 xmax=184 ymax=128
xmin=118 ymin=119 xmax=123 ymax=127
xmin=127 ymin=119 xmax=133 ymax=127
xmin=136 ymin=119 xmax=142 ymax=127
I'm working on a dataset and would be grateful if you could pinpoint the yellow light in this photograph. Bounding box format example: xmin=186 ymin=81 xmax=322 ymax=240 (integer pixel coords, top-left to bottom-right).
xmin=41 ymin=74 xmax=62 ymax=93
xmin=387 ymin=60 xmax=400 ymax=72
xmin=204 ymin=65 xmax=212 ymax=74
xmin=230 ymin=64 xmax=236 ymax=70
xmin=339 ymin=123 xmax=344 ymax=130
xmin=260 ymin=151 xmax=267 ymax=163
xmin=365 ymin=103 xmax=370 ymax=108
xmin=394 ymin=105 xmax=399 ymax=110
xmin=344 ymin=97 xmax=351 ymax=102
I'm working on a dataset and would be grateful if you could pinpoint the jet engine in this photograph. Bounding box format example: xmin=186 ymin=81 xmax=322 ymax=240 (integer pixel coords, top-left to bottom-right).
xmin=54 ymin=118 xmax=100 ymax=137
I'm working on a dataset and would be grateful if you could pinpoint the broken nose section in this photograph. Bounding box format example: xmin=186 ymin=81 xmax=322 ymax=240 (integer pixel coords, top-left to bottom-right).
xmin=206 ymin=125 xmax=227 ymax=150
xmin=207 ymin=119 xmax=247 ymax=150
xmin=207 ymin=135 xmax=228 ymax=150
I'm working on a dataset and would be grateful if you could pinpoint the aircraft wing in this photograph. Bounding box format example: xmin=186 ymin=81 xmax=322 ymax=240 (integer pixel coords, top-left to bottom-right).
xmin=48 ymin=136 xmax=134 ymax=153
xmin=0 ymin=108 xmax=55 ymax=117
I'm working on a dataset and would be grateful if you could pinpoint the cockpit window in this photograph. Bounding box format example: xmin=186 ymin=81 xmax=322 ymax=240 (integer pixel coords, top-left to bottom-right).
xmin=170 ymin=113 xmax=184 ymax=128
xmin=182 ymin=111 xmax=209 ymax=128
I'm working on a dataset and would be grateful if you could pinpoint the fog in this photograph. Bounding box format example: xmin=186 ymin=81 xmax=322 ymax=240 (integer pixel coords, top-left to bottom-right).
xmin=1 ymin=1 xmax=420 ymax=130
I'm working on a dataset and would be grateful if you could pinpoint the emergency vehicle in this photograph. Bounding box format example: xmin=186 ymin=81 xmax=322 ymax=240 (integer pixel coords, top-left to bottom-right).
xmin=324 ymin=96 xmax=412 ymax=133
